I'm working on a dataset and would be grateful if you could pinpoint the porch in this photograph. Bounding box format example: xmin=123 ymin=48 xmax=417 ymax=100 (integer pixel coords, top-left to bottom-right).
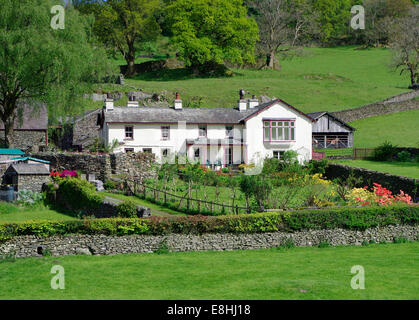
xmin=186 ymin=138 xmax=247 ymax=169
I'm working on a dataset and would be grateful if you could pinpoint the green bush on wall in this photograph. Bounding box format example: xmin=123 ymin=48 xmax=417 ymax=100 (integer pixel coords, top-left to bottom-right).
xmin=0 ymin=205 xmax=418 ymax=242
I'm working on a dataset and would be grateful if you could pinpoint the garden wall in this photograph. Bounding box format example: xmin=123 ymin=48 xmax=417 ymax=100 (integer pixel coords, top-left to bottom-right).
xmin=1 ymin=224 xmax=417 ymax=258
xmin=331 ymin=91 xmax=419 ymax=123
xmin=29 ymin=151 xmax=156 ymax=182
xmin=324 ymin=163 xmax=418 ymax=197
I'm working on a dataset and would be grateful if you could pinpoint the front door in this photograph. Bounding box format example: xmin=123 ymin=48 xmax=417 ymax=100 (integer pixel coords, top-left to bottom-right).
xmin=227 ymin=147 xmax=233 ymax=166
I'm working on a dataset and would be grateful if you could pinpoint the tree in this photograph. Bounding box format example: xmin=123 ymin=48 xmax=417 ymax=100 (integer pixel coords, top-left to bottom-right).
xmin=389 ymin=7 xmax=419 ymax=87
xmin=0 ymin=0 xmax=114 ymax=148
xmin=164 ymin=0 xmax=259 ymax=69
xmin=79 ymin=0 xmax=161 ymax=77
xmin=313 ymin=0 xmax=354 ymax=43
xmin=248 ymin=0 xmax=319 ymax=69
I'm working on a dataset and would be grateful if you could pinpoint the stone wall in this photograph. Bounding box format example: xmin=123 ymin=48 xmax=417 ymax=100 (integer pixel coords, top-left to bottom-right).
xmin=324 ymin=163 xmax=418 ymax=198
xmin=18 ymin=175 xmax=50 ymax=193
xmin=331 ymin=91 xmax=419 ymax=123
xmin=29 ymin=151 xmax=156 ymax=183
xmin=72 ymin=109 xmax=102 ymax=150
xmin=0 ymin=130 xmax=47 ymax=152
xmin=1 ymin=224 xmax=417 ymax=258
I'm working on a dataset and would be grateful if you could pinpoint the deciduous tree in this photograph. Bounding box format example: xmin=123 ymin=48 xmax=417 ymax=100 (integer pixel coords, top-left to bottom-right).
xmin=0 ymin=0 xmax=114 ymax=147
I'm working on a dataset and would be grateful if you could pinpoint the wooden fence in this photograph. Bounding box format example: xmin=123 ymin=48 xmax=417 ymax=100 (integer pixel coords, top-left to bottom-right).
xmin=132 ymin=181 xmax=250 ymax=215
xmin=353 ymin=148 xmax=375 ymax=160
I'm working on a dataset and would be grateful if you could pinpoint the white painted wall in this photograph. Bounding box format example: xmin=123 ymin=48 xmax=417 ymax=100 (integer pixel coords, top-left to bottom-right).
xmin=244 ymin=101 xmax=313 ymax=165
xmin=102 ymin=103 xmax=312 ymax=165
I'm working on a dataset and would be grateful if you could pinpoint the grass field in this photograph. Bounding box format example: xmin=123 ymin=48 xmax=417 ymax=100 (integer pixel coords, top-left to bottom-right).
xmin=0 ymin=203 xmax=76 ymax=224
xmin=350 ymin=109 xmax=419 ymax=148
xmin=332 ymin=160 xmax=419 ymax=179
xmin=0 ymin=242 xmax=418 ymax=300
xmin=121 ymin=46 xmax=410 ymax=113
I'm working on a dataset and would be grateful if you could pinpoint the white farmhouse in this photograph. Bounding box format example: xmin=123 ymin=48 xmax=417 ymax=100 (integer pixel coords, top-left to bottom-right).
xmin=98 ymin=92 xmax=314 ymax=167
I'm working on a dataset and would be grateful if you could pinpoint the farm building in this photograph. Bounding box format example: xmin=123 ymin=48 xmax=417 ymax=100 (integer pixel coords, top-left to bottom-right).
xmin=3 ymin=163 xmax=50 ymax=192
xmin=307 ymin=112 xmax=355 ymax=149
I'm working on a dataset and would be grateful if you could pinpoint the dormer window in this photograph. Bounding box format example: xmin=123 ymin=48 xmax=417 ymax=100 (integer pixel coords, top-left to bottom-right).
xmin=263 ymin=120 xmax=295 ymax=142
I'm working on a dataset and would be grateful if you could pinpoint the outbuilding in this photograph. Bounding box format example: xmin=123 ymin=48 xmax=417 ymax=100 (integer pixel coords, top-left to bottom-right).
xmin=307 ymin=111 xmax=355 ymax=149
xmin=3 ymin=163 xmax=50 ymax=192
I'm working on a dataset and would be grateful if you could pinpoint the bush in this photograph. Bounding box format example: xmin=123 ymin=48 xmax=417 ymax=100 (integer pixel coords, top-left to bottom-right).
xmin=16 ymin=190 xmax=45 ymax=207
xmin=0 ymin=205 xmax=417 ymax=242
xmin=397 ymin=151 xmax=412 ymax=162
xmin=373 ymin=141 xmax=398 ymax=161
xmin=103 ymin=179 xmax=118 ymax=191
xmin=48 ymin=178 xmax=104 ymax=216
xmin=117 ymin=200 xmax=137 ymax=218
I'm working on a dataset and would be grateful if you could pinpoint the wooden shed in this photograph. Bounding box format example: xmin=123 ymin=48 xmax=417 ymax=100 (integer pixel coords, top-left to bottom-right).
xmin=307 ymin=112 xmax=355 ymax=149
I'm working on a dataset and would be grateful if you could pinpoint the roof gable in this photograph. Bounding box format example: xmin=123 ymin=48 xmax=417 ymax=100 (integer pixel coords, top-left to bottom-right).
xmin=307 ymin=111 xmax=355 ymax=131
xmin=241 ymin=99 xmax=315 ymax=123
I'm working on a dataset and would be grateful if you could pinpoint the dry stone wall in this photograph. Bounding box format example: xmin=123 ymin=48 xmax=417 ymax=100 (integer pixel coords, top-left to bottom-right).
xmin=1 ymin=225 xmax=417 ymax=258
xmin=29 ymin=152 xmax=156 ymax=183
xmin=331 ymin=91 xmax=419 ymax=123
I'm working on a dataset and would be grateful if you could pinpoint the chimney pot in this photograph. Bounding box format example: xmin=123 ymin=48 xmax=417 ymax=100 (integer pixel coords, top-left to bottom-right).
xmin=174 ymin=92 xmax=182 ymax=110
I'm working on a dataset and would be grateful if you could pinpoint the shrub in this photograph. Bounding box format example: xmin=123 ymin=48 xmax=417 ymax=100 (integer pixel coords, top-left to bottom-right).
xmin=104 ymin=179 xmax=118 ymax=191
xmin=306 ymin=159 xmax=329 ymax=175
xmin=373 ymin=141 xmax=398 ymax=161
xmin=397 ymin=151 xmax=412 ymax=162
xmin=16 ymin=190 xmax=45 ymax=207
xmin=117 ymin=200 xmax=137 ymax=218
xmin=318 ymin=241 xmax=331 ymax=248
xmin=277 ymin=238 xmax=295 ymax=250
xmin=393 ymin=237 xmax=409 ymax=243
xmin=48 ymin=178 xmax=104 ymax=216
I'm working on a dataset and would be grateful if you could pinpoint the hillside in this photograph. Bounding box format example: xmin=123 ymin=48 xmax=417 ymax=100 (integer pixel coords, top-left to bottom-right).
xmin=122 ymin=46 xmax=411 ymax=113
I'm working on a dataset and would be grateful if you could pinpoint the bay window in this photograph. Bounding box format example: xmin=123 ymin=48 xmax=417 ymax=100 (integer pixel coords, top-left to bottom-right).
xmin=263 ymin=120 xmax=295 ymax=142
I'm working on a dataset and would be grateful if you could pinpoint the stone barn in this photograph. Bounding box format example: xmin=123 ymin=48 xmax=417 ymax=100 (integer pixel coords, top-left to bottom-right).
xmin=307 ymin=111 xmax=355 ymax=149
xmin=3 ymin=163 xmax=50 ymax=192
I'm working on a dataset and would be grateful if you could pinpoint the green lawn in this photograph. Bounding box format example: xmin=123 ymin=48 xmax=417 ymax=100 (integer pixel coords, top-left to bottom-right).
xmin=350 ymin=109 xmax=419 ymax=148
xmin=0 ymin=202 xmax=76 ymax=224
xmin=0 ymin=242 xmax=418 ymax=299
xmin=121 ymin=46 xmax=410 ymax=113
xmin=100 ymin=191 xmax=186 ymax=217
xmin=332 ymin=160 xmax=419 ymax=179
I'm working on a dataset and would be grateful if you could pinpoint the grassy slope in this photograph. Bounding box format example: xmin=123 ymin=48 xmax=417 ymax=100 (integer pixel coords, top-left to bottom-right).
xmin=124 ymin=47 xmax=409 ymax=113
xmin=350 ymin=109 xmax=419 ymax=148
xmin=100 ymin=192 xmax=186 ymax=217
xmin=332 ymin=160 xmax=419 ymax=179
xmin=0 ymin=243 xmax=418 ymax=299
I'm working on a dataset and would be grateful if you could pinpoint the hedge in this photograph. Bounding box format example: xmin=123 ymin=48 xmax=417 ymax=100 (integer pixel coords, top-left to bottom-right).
xmin=1 ymin=205 xmax=418 ymax=242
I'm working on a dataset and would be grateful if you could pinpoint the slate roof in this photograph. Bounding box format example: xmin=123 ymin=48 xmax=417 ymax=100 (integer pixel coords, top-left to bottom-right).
xmin=307 ymin=111 xmax=356 ymax=131
xmin=104 ymin=99 xmax=314 ymax=124
xmin=0 ymin=102 xmax=48 ymax=130
xmin=7 ymin=163 xmax=50 ymax=175
xmin=0 ymin=149 xmax=25 ymax=155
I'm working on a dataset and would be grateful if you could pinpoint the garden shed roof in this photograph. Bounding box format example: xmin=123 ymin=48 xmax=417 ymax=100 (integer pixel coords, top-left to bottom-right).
xmin=7 ymin=163 xmax=50 ymax=175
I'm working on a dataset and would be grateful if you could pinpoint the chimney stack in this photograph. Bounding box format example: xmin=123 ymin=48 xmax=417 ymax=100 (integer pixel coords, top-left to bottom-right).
xmin=127 ymin=95 xmax=139 ymax=107
xmin=174 ymin=92 xmax=182 ymax=110
xmin=238 ymin=89 xmax=247 ymax=112
xmin=248 ymin=95 xmax=259 ymax=109
xmin=104 ymin=93 xmax=114 ymax=112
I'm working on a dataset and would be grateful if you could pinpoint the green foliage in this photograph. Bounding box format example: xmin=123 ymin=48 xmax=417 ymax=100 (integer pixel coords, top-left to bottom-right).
xmin=397 ymin=151 xmax=412 ymax=162
xmin=117 ymin=200 xmax=137 ymax=218
xmin=276 ymin=238 xmax=295 ymax=251
xmin=154 ymin=238 xmax=170 ymax=254
xmin=1 ymin=205 xmax=417 ymax=241
xmin=393 ymin=237 xmax=409 ymax=243
xmin=239 ymin=175 xmax=272 ymax=211
xmin=318 ymin=240 xmax=331 ymax=248
xmin=104 ymin=179 xmax=118 ymax=191
xmin=164 ymin=0 xmax=259 ymax=68
xmin=307 ymin=159 xmax=329 ymax=175
xmin=373 ymin=141 xmax=398 ymax=161
xmin=49 ymin=178 xmax=104 ymax=216
xmin=0 ymin=0 xmax=116 ymax=146
xmin=16 ymin=190 xmax=45 ymax=207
